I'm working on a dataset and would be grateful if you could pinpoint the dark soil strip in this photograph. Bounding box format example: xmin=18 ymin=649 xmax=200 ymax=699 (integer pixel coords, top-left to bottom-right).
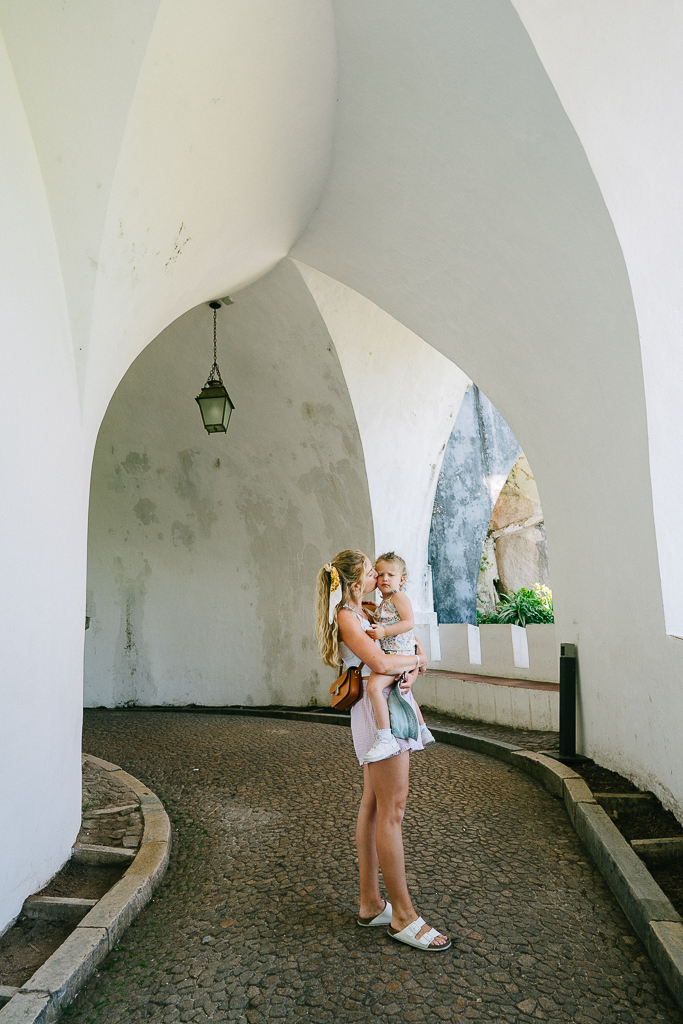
xmin=0 ymin=918 xmax=73 ymax=988
xmin=565 ymin=758 xmax=683 ymax=918
xmin=38 ymin=861 xmax=125 ymax=900
xmin=651 ymin=864 xmax=683 ymax=918
xmin=608 ymin=806 xmax=683 ymax=841
xmin=574 ymin=763 xmax=640 ymax=793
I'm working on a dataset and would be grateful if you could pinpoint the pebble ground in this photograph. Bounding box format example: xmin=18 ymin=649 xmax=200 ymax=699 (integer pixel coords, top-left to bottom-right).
xmin=67 ymin=710 xmax=682 ymax=1024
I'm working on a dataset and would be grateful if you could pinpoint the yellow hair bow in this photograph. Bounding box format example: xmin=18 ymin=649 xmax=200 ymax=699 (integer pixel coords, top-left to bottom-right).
xmin=324 ymin=563 xmax=342 ymax=623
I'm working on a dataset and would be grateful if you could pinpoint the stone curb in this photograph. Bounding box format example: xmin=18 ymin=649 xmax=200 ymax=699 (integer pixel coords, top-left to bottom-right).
xmin=0 ymin=755 xmax=171 ymax=1024
xmin=80 ymin=705 xmax=683 ymax=1012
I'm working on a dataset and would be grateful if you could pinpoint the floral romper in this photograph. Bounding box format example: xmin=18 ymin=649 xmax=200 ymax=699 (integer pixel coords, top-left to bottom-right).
xmin=338 ymin=604 xmax=424 ymax=766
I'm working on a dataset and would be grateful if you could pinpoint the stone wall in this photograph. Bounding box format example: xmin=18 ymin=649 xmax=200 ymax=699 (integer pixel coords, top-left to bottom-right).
xmin=429 ymin=385 xmax=521 ymax=624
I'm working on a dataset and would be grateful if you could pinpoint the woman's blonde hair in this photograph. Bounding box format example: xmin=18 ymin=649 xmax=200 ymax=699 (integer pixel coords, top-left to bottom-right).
xmin=375 ymin=551 xmax=408 ymax=591
xmin=316 ymin=549 xmax=367 ymax=668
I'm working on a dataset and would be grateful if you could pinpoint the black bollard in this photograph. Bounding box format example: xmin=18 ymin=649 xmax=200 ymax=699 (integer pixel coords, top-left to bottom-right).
xmin=559 ymin=642 xmax=577 ymax=758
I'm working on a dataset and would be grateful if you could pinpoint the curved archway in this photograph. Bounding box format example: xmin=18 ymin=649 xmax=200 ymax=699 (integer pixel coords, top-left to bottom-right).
xmin=85 ymin=261 xmax=371 ymax=708
xmin=292 ymin=0 xmax=683 ymax=812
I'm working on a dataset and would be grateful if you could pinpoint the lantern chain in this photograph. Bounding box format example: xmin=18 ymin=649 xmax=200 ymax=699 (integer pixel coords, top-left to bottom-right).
xmin=205 ymin=306 xmax=224 ymax=386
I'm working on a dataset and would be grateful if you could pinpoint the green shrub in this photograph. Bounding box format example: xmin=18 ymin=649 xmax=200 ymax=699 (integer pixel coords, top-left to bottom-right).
xmin=477 ymin=584 xmax=553 ymax=627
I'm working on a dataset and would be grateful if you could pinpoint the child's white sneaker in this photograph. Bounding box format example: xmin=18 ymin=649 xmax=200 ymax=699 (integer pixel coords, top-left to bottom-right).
xmin=420 ymin=724 xmax=436 ymax=745
xmin=363 ymin=730 xmax=401 ymax=763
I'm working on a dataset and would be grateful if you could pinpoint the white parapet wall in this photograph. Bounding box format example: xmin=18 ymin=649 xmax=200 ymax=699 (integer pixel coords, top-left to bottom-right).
xmin=409 ymin=620 xmax=560 ymax=731
xmin=412 ymin=672 xmax=559 ymax=733
xmin=434 ymin=623 xmax=558 ymax=683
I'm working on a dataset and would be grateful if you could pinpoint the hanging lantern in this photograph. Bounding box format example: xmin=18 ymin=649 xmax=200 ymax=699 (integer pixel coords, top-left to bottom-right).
xmin=196 ymin=300 xmax=235 ymax=434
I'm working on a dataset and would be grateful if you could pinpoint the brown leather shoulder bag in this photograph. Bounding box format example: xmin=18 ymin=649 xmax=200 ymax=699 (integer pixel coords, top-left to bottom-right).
xmin=329 ymin=662 xmax=364 ymax=710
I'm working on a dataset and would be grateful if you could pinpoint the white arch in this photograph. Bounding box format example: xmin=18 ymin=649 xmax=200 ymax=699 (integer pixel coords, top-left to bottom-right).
xmin=510 ymin=0 xmax=683 ymax=640
xmin=0 ymin=0 xmax=336 ymax=931
xmin=294 ymin=261 xmax=470 ymax=613
xmin=3 ymin=0 xmax=683 ymax=935
xmin=293 ymin=0 xmax=683 ymax=812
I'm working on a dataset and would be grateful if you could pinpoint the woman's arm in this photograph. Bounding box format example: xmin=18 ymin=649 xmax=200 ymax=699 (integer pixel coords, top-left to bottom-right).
xmin=338 ymin=608 xmax=425 ymax=675
xmin=367 ymin=591 xmax=414 ymax=640
xmin=398 ymin=637 xmax=427 ymax=694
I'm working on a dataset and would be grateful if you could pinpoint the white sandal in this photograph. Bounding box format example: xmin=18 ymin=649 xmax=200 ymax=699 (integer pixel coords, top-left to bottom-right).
xmin=387 ymin=916 xmax=451 ymax=951
xmin=357 ymin=900 xmax=392 ymax=927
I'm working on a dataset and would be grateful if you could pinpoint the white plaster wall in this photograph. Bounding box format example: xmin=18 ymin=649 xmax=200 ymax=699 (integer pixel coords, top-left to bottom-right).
xmin=510 ymin=0 xmax=683 ymax=642
xmin=294 ymin=263 xmax=469 ymax=611
xmin=413 ymin=673 xmax=559 ymax=733
xmin=85 ymin=261 xmax=373 ymax=708
xmin=0 ymin=35 xmax=84 ymax=932
xmin=292 ymin=0 xmax=683 ymax=816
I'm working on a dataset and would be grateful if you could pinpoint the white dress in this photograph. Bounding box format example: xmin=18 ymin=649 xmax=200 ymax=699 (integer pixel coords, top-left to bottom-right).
xmin=338 ymin=605 xmax=424 ymax=766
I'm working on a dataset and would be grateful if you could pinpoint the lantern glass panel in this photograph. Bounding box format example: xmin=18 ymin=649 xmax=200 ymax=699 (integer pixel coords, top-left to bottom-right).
xmin=198 ymin=394 xmax=227 ymax=429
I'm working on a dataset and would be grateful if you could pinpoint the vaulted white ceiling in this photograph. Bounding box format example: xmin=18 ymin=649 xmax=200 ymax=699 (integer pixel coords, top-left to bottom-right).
xmin=0 ymin=0 xmax=337 ymax=442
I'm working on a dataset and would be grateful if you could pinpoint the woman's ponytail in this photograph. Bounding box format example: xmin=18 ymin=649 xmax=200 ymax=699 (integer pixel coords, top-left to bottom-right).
xmin=315 ymin=550 xmax=367 ymax=668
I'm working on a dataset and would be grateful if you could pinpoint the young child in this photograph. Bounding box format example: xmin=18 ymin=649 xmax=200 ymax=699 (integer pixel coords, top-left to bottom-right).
xmin=362 ymin=552 xmax=435 ymax=763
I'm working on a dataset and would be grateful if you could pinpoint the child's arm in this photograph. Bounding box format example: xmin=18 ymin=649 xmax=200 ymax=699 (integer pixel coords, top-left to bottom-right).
xmin=367 ymin=592 xmax=414 ymax=639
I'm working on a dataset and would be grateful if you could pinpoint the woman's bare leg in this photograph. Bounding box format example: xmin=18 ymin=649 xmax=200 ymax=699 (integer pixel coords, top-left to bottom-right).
xmin=365 ymin=673 xmax=393 ymax=731
xmin=367 ymin=753 xmax=413 ymax=925
xmin=356 ymin=766 xmax=383 ymax=919
xmin=368 ymin=753 xmax=449 ymax=946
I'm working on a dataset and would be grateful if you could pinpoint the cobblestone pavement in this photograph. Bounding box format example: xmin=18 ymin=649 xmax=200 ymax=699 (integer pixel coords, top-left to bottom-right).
xmin=421 ymin=712 xmax=558 ymax=753
xmin=69 ymin=710 xmax=682 ymax=1024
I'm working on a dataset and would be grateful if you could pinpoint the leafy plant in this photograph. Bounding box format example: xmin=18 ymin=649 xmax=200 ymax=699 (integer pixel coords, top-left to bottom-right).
xmin=477 ymin=584 xmax=553 ymax=627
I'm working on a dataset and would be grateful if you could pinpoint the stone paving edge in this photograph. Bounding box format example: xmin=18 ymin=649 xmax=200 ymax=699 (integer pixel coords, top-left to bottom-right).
xmin=0 ymin=755 xmax=171 ymax=1024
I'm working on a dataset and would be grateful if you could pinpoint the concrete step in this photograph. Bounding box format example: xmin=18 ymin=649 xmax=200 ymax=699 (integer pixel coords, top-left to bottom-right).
xmin=631 ymin=837 xmax=683 ymax=866
xmin=22 ymin=897 xmax=98 ymax=922
xmin=86 ymin=803 xmax=139 ymax=817
xmin=71 ymin=843 xmax=136 ymax=866
xmin=595 ymin=792 xmax=656 ymax=814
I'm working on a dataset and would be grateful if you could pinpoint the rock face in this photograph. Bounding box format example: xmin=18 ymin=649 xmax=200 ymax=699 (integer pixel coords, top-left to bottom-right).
xmin=477 ymin=454 xmax=552 ymax=612
xmin=495 ymin=525 xmax=550 ymax=595
xmin=489 ymin=454 xmax=542 ymax=531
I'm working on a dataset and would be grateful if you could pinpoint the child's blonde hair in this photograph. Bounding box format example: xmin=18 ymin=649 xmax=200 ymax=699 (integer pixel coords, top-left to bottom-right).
xmin=375 ymin=551 xmax=408 ymax=591
xmin=315 ymin=550 xmax=367 ymax=668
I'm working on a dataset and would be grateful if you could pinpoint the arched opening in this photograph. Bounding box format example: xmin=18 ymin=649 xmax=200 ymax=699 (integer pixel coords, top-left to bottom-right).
xmin=85 ymin=260 xmax=372 ymax=709
xmin=428 ymin=385 xmax=551 ymax=626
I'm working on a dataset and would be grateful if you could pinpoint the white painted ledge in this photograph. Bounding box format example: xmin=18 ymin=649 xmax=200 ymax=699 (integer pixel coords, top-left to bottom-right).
xmin=427 ymin=622 xmax=558 ymax=683
xmin=414 ymin=611 xmax=441 ymax=661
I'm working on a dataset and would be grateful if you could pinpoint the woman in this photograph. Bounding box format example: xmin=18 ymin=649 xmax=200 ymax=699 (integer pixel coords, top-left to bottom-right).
xmin=316 ymin=549 xmax=451 ymax=952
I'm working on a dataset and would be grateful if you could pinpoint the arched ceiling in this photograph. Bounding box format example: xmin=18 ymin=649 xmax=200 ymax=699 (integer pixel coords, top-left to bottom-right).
xmin=0 ymin=0 xmax=337 ymax=449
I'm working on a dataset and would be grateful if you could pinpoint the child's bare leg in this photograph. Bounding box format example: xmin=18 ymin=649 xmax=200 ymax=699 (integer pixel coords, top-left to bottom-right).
xmin=413 ymin=700 xmax=425 ymax=727
xmin=366 ymin=673 xmax=394 ymax=731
